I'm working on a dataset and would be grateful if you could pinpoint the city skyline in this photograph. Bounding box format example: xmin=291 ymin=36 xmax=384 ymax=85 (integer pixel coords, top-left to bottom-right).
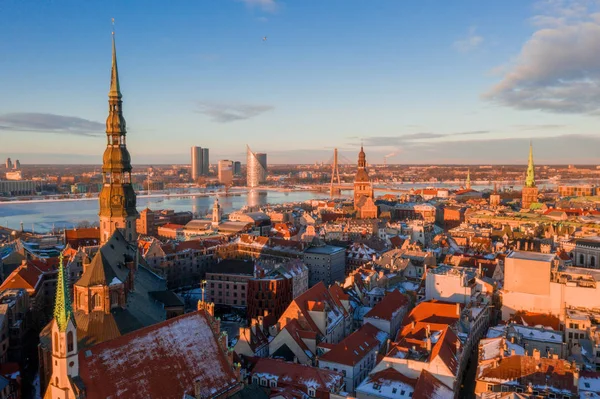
xmin=1 ymin=0 xmax=600 ymax=165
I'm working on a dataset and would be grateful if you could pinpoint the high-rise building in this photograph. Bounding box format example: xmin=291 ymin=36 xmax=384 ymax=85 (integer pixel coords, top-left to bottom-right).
xmin=522 ymin=142 xmax=538 ymax=210
xmin=98 ymin=33 xmax=138 ymax=244
xmin=13 ymin=160 xmax=20 ymax=170
xmin=202 ymin=148 xmax=210 ymax=175
xmin=191 ymin=146 xmax=202 ymax=181
xmin=218 ymin=159 xmax=234 ymax=186
xmin=5 ymin=158 xmax=11 ymax=169
xmin=246 ymin=145 xmax=268 ymax=187
xmin=233 ymin=161 xmax=241 ymax=176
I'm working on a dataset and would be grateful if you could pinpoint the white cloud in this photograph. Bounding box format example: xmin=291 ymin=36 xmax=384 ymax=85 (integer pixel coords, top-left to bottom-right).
xmin=453 ymin=26 xmax=484 ymax=53
xmin=484 ymin=0 xmax=600 ymax=114
xmin=196 ymin=101 xmax=274 ymax=123
xmin=238 ymin=0 xmax=278 ymax=13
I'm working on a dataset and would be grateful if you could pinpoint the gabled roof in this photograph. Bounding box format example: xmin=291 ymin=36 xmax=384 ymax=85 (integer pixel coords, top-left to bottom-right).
xmin=319 ymin=323 xmax=387 ymax=366
xmin=0 ymin=261 xmax=44 ymax=293
xmin=400 ymin=300 xmax=461 ymax=334
xmin=251 ymin=358 xmax=342 ymax=393
xmin=77 ymin=311 xmax=239 ymax=399
xmin=511 ymin=311 xmax=561 ymax=330
xmin=364 ymin=289 xmax=409 ymax=321
xmin=356 ymin=367 xmax=417 ymax=398
xmin=284 ymin=282 xmax=345 ymax=334
xmin=76 ymin=251 xmax=117 ymax=287
xmin=412 ymin=370 xmax=453 ymax=399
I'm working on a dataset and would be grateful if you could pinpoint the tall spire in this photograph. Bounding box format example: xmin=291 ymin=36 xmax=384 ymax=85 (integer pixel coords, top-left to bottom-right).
xmin=466 ymin=169 xmax=471 ymax=190
xmin=525 ymin=141 xmax=535 ymax=188
xmin=53 ymin=253 xmax=74 ymax=332
xmin=109 ymin=20 xmax=121 ymax=98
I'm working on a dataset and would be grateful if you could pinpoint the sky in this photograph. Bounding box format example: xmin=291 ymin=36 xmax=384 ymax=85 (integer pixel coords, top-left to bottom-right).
xmin=1 ymin=0 xmax=600 ymax=165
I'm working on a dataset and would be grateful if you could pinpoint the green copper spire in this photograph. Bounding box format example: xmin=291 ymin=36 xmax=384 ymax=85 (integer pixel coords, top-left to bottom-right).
xmin=109 ymin=28 xmax=121 ymax=98
xmin=54 ymin=253 xmax=74 ymax=332
xmin=525 ymin=141 xmax=535 ymax=188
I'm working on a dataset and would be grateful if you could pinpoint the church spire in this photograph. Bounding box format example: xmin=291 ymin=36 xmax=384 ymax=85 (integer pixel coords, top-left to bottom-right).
xmin=53 ymin=254 xmax=73 ymax=332
xmin=525 ymin=141 xmax=535 ymax=188
xmin=466 ymin=169 xmax=471 ymax=190
xmin=109 ymin=32 xmax=122 ymax=99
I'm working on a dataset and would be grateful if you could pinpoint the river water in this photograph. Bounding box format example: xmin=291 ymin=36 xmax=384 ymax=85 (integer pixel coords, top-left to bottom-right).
xmin=0 ymin=181 xmax=560 ymax=233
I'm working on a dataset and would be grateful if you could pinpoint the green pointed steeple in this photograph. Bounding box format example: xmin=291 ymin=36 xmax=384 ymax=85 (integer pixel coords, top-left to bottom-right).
xmin=525 ymin=141 xmax=535 ymax=188
xmin=54 ymin=253 xmax=74 ymax=332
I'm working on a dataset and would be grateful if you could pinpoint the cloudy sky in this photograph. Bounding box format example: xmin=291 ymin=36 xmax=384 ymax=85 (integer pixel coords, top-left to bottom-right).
xmin=1 ymin=0 xmax=599 ymax=165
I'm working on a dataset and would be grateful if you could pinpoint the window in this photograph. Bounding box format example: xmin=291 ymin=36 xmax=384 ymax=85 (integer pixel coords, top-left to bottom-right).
xmin=270 ymin=380 xmax=277 ymax=388
xmin=66 ymin=331 xmax=74 ymax=352
xmin=110 ymin=291 xmax=119 ymax=307
xmin=580 ymin=254 xmax=585 ymax=265
xmin=308 ymin=388 xmax=316 ymax=397
xmin=252 ymin=376 xmax=258 ymax=384
xmin=92 ymin=293 xmax=102 ymax=310
xmin=261 ymin=378 xmax=267 ymax=387
xmin=53 ymin=333 xmax=58 ymax=353
xmin=592 ymin=256 xmax=596 ymax=268
xmin=487 ymin=384 xmax=493 ymax=392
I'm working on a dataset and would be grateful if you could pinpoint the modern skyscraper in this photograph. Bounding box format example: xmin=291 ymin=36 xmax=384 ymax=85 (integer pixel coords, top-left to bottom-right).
xmin=98 ymin=33 xmax=138 ymax=244
xmin=191 ymin=146 xmax=202 ymax=181
xmin=246 ymin=146 xmax=268 ymax=187
xmin=202 ymin=148 xmax=210 ymax=176
xmin=5 ymin=158 xmax=11 ymax=169
xmin=218 ymin=160 xmax=234 ymax=186
xmin=522 ymin=141 xmax=539 ymax=209
xmin=13 ymin=160 xmax=20 ymax=170
xmin=233 ymin=161 xmax=241 ymax=176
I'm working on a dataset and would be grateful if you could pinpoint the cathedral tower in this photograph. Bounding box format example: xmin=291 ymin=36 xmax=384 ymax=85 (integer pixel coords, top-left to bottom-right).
xmin=354 ymin=145 xmax=373 ymax=204
xmin=99 ymin=32 xmax=138 ymax=244
xmin=46 ymin=255 xmax=79 ymax=399
xmin=521 ymin=141 xmax=538 ymax=209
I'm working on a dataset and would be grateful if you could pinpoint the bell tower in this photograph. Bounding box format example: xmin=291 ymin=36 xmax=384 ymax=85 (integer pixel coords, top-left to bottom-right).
xmin=99 ymin=30 xmax=138 ymax=244
xmin=522 ymin=141 xmax=538 ymax=209
xmin=354 ymin=145 xmax=373 ymax=205
xmin=46 ymin=254 xmax=79 ymax=399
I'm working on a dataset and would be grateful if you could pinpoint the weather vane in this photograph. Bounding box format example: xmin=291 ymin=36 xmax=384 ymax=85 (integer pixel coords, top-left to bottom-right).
xmin=112 ymin=18 xmax=115 ymax=35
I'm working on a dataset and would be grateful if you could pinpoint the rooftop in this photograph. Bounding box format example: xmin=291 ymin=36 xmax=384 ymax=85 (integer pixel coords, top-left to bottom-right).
xmin=304 ymin=245 xmax=345 ymax=255
xmin=507 ymin=250 xmax=556 ymax=263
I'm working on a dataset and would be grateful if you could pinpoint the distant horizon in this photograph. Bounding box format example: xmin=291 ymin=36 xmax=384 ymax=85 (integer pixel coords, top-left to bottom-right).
xmin=2 ymin=1 xmax=600 ymax=164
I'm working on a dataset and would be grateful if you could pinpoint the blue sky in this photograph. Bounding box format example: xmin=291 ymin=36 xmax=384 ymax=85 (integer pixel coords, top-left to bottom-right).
xmin=1 ymin=0 xmax=599 ymax=165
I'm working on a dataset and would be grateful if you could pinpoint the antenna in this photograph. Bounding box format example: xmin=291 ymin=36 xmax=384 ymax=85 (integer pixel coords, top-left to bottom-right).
xmin=112 ymin=18 xmax=115 ymax=35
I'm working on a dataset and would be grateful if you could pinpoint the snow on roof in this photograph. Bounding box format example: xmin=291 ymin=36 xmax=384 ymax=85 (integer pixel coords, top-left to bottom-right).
xmin=513 ymin=325 xmax=562 ymax=344
xmin=77 ymin=311 xmax=239 ymax=399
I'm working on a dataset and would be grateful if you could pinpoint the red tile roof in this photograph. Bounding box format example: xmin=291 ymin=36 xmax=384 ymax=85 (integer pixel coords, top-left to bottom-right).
xmin=319 ymin=323 xmax=385 ymax=366
xmin=412 ymin=370 xmax=453 ymax=399
xmin=0 ymin=261 xmax=45 ymax=293
xmin=478 ymin=355 xmax=577 ymax=394
xmin=511 ymin=311 xmax=561 ymax=331
xmin=400 ymin=300 xmax=461 ymax=335
xmin=285 ymin=282 xmax=346 ymax=334
xmin=251 ymin=358 xmax=343 ymax=394
xmin=159 ymin=223 xmax=184 ymax=230
xmin=364 ymin=290 xmax=409 ymax=321
xmin=77 ymin=311 xmax=240 ymax=399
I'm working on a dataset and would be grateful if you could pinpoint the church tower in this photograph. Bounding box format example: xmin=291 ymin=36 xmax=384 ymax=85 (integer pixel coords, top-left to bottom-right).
xmin=99 ymin=31 xmax=138 ymax=244
xmin=354 ymin=146 xmax=373 ymax=204
xmin=46 ymin=254 xmax=79 ymax=399
xmin=521 ymin=141 xmax=538 ymax=209
xmin=212 ymin=198 xmax=222 ymax=228
xmin=466 ymin=169 xmax=471 ymax=190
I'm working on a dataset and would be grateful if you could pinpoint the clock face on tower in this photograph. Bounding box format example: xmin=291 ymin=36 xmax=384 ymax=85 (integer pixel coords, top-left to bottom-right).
xmin=111 ymin=195 xmax=124 ymax=206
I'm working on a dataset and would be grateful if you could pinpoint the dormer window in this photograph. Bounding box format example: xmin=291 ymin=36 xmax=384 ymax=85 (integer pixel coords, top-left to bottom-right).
xmin=261 ymin=378 xmax=267 ymax=387
xmin=308 ymin=388 xmax=316 ymax=397
xmin=252 ymin=376 xmax=258 ymax=385
xmin=269 ymin=380 xmax=277 ymax=388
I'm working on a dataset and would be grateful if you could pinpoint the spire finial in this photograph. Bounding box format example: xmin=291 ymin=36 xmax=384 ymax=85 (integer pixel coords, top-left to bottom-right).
xmin=54 ymin=253 xmax=74 ymax=332
xmin=109 ymin=18 xmax=122 ymax=98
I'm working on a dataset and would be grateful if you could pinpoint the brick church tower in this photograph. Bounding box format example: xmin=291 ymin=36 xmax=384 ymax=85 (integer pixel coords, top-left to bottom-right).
xmin=521 ymin=142 xmax=538 ymax=209
xmin=99 ymin=32 xmax=138 ymax=244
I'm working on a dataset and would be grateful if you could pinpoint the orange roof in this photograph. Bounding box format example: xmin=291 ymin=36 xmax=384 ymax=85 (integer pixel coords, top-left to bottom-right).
xmin=401 ymin=300 xmax=461 ymax=332
xmin=65 ymin=227 xmax=100 ymax=240
xmin=287 ymin=282 xmax=346 ymax=334
xmin=319 ymin=323 xmax=386 ymax=366
xmin=512 ymin=311 xmax=561 ymax=330
xmin=77 ymin=311 xmax=239 ymax=399
xmin=251 ymin=358 xmax=343 ymax=393
xmin=364 ymin=290 xmax=409 ymax=321
xmin=0 ymin=261 xmax=45 ymax=293
xmin=478 ymin=355 xmax=577 ymax=393
xmin=412 ymin=370 xmax=453 ymax=399
xmin=159 ymin=223 xmax=184 ymax=230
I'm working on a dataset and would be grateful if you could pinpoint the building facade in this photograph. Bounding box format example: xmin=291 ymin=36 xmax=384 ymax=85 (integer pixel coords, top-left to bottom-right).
xmin=247 ymin=145 xmax=268 ymax=187
xmin=303 ymin=245 xmax=346 ymax=287
xmin=191 ymin=146 xmax=202 ymax=181
xmin=522 ymin=142 xmax=539 ymax=209
xmin=218 ymin=159 xmax=234 ymax=186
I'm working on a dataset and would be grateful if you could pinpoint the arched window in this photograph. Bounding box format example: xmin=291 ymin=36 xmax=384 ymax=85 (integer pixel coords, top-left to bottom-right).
xmin=53 ymin=332 xmax=58 ymax=353
xmin=592 ymin=256 xmax=596 ymax=268
xmin=92 ymin=293 xmax=101 ymax=310
xmin=580 ymin=254 xmax=585 ymax=265
xmin=67 ymin=331 xmax=74 ymax=352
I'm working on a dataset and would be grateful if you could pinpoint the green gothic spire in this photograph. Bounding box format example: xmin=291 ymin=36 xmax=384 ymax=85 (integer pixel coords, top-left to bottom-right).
xmin=525 ymin=141 xmax=535 ymax=188
xmin=54 ymin=253 xmax=74 ymax=332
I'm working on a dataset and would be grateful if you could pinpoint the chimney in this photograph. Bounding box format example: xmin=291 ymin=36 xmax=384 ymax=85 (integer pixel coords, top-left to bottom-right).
xmin=425 ymin=337 xmax=432 ymax=352
xmin=511 ymin=349 xmax=516 ymax=356
xmin=456 ymin=303 xmax=461 ymax=316
xmin=532 ymin=348 xmax=540 ymax=360
xmin=573 ymin=367 xmax=580 ymax=389
xmin=251 ymin=319 xmax=257 ymax=335
xmin=426 ymin=324 xmax=431 ymax=337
